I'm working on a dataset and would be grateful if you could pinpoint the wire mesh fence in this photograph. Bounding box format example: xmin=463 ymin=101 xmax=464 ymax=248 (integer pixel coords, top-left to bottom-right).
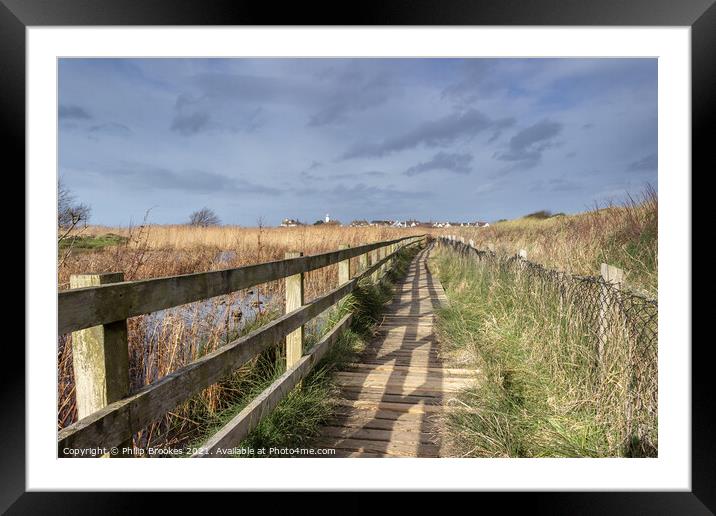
xmin=440 ymin=236 xmax=657 ymax=457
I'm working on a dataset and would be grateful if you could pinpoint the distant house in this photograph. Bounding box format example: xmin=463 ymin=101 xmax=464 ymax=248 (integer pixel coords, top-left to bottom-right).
xmin=472 ymin=221 xmax=490 ymax=228
xmin=350 ymin=219 xmax=369 ymax=227
xmin=280 ymin=218 xmax=303 ymax=227
xmin=370 ymin=220 xmax=393 ymax=227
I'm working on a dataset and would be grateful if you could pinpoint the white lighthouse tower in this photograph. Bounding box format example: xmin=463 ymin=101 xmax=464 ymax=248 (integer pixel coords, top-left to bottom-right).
xmin=325 ymin=213 xmax=330 ymax=223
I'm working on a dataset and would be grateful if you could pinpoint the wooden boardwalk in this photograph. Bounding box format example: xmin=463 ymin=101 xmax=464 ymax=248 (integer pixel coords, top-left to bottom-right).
xmin=314 ymin=244 xmax=476 ymax=457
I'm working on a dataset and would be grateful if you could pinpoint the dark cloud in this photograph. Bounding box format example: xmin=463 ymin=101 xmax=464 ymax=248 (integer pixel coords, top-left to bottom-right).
xmin=495 ymin=120 xmax=563 ymax=169
xmin=627 ymin=153 xmax=657 ymax=172
xmin=59 ymin=104 xmax=92 ymax=120
xmin=308 ymin=72 xmax=396 ymax=127
xmin=171 ymin=112 xmax=211 ymax=135
xmin=565 ymin=151 xmax=577 ymax=158
xmin=341 ymin=109 xmax=514 ymax=160
xmin=306 ymin=161 xmax=323 ymax=172
xmin=106 ymin=162 xmax=279 ymax=195
xmin=404 ymin=152 xmax=473 ymax=176
xmin=88 ymin=122 xmax=132 ymax=137
xmin=185 ymin=66 xmax=398 ymax=129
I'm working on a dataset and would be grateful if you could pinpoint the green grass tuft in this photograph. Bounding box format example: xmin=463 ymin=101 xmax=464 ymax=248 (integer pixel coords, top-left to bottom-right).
xmin=58 ymin=232 xmax=128 ymax=251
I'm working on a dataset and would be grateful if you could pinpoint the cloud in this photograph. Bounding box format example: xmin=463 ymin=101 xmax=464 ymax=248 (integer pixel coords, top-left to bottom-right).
xmin=441 ymin=60 xmax=500 ymax=104
xmin=495 ymin=119 xmax=563 ymax=169
xmin=404 ymin=152 xmax=473 ymax=176
xmin=341 ymin=109 xmax=514 ymax=160
xmin=105 ymin=162 xmax=279 ymax=195
xmin=170 ymin=90 xmax=266 ymax=136
xmin=170 ymin=110 xmax=211 ymax=135
xmin=183 ymin=66 xmax=398 ymax=129
xmin=88 ymin=122 xmax=132 ymax=137
xmin=59 ymin=104 xmax=92 ymax=120
xmin=300 ymin=169 xmax=387 ymax=182
xmin=308 ymin=71 xmax=397 ymax=127
xmin=627 ymin=153 xmax=657 ymax=172
xmin=295 ymin=182 xmax=430 ymax=204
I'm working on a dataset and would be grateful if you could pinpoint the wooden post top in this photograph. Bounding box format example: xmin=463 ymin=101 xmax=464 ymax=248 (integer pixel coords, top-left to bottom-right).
xmin=600 ymin=263 xmax=624 ymax=286
xmin=70 ymin=272 xmax=124 ymax=288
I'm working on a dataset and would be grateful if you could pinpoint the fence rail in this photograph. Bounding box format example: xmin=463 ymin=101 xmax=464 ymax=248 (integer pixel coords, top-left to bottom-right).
xmin=59 ymin=236 xmax=419 ymax=335
xmin=58 ymin=235 xmax=426 ymax=457
xmin=439 ymin=235 xmax=658 ymax=457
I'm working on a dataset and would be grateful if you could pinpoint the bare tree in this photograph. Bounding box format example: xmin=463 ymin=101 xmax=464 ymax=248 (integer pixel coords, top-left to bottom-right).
xmin=57 ymin=179 xmax=92 ymax=268
xmin=188 ymin=207 xmax=221 ymax=227
xmin=58 ymin=179 xmax=91 ymax=230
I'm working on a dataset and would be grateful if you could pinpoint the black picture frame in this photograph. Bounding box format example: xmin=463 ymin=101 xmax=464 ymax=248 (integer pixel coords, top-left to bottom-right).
xmin=6 ymin=0 xmax=707 ymax=512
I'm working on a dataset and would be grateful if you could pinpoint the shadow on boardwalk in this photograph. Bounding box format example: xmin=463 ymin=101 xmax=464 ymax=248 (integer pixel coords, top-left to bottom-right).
xmin=313 ymin=244 xmax=475 ymax=457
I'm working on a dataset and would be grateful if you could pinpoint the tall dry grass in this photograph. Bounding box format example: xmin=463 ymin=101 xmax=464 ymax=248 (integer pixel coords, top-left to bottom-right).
xmin=450 ymin=187 xmax=658 ymax=293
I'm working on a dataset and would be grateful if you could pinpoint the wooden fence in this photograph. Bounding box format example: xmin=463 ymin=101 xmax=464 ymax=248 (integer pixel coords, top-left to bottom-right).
xmin=58 ymin=234 xmax=427 ymax=457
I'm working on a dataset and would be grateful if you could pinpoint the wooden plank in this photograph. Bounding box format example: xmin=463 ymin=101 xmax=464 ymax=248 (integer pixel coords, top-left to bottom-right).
xmin=314 ymin=436 xmax=440 ymax=457
xmin=326 ymin=412 xmax=441 ymax=431
xmin=320 ymin=425 xmax=438 ymax=445
xmin=342 ymin=363 xmax=475 ymax=376
xmin=193 ymin=314 xmax=353 ymax=457
xmin=59 ymin=235 xmax=425 ymax=335
xmin=334 ymin=370 xmax=472 ymax=383
xmin=285 ymin=251 xmax=304 ymax=368
xmin=338 ymin=389 xmax=445 ymax=406
xmin=336 ymin=399 xmax=445 ymax=414
xmin=332 ymin=405 xmax=437 ymax=423
xmin=331 ymin=450 xmax=392 ymax=458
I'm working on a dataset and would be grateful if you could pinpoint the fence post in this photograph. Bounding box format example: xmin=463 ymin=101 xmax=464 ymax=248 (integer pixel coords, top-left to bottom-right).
xmin=370 ymin=248 xmax=379 ymax=283
xmin=518 ymin=249 xmax=527 ymax=259
xmin=338 ymin=244 xmax=352 ymax=285
xmin=378 ymin=246 xmax=386 ymax=277
xmin=285 ymin=251 xmax=304 ymax=368
xmin=597 ymin=263 xmax=624 ymax=368
xmin=70 ymin=272 xmax=131 ymax=456
xmin=358 ymin=248 xmax=368 ymax=275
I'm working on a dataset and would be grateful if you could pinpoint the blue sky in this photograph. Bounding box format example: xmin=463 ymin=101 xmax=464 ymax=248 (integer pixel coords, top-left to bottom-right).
xmin=58 ymin=58 xmax=657 ymax=226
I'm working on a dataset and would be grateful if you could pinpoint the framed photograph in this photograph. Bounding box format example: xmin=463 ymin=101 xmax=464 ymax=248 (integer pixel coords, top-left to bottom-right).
xmin=9 ymin=0 xmax=708 ymax=511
